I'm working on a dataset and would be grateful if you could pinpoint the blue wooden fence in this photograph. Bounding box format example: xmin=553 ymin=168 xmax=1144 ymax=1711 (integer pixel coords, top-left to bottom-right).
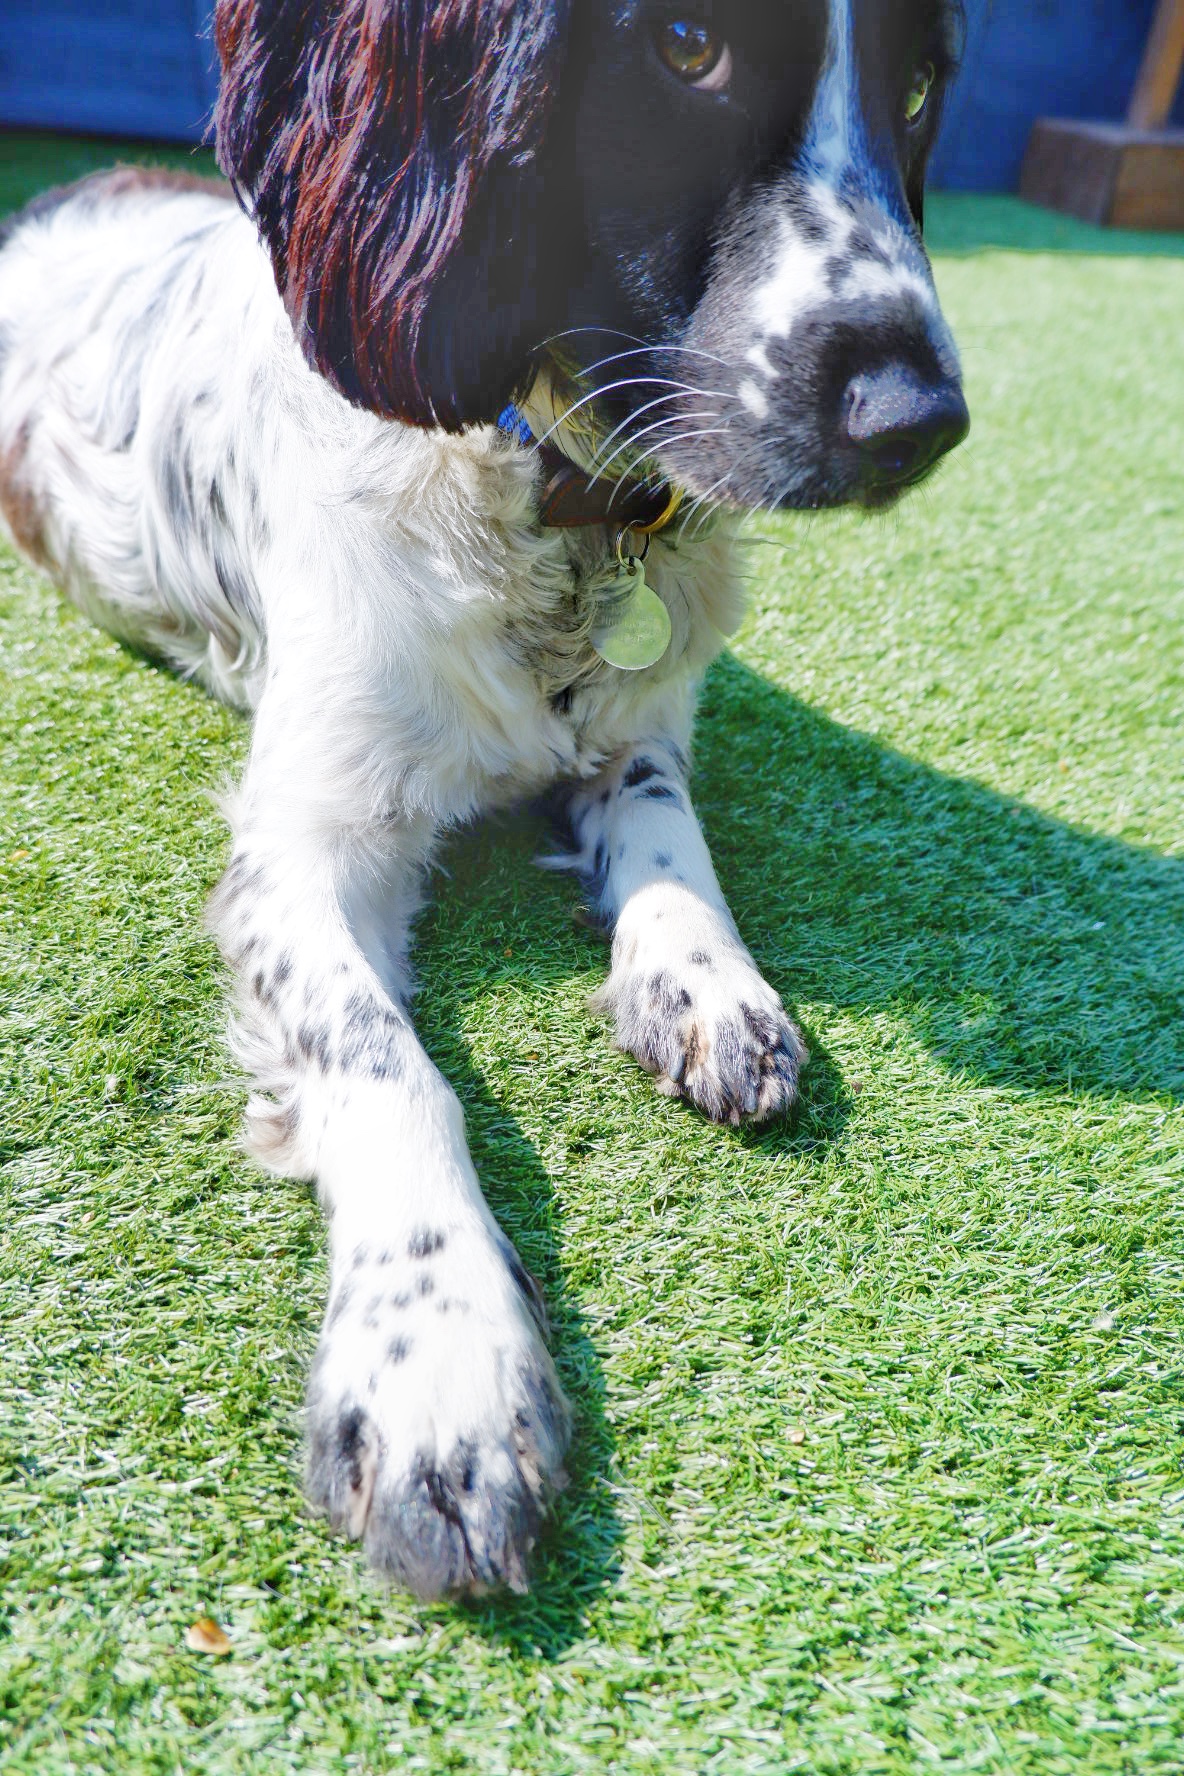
xmin=934 ymin=0 xmax=1184 ymax=190
xmin=1 ymin=1 xmax=1182 ymax=191
xmin=0 ymin=1 xmax=218 ymax=144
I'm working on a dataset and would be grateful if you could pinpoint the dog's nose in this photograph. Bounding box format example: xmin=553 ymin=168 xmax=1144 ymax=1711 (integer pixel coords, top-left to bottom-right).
xmin=843 ymin=366 xmax=969 ymax=490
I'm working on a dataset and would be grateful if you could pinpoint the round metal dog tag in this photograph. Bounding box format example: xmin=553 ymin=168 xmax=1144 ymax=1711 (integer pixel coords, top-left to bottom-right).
xmin=590 ymin=561 xmax=672 ymax=671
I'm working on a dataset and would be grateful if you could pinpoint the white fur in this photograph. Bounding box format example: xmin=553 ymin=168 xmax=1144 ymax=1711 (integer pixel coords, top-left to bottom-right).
xmin=747 ymin=7 xmax=947 ymax=359
xmin=0 ymin=174 xmax=793 ymax=1595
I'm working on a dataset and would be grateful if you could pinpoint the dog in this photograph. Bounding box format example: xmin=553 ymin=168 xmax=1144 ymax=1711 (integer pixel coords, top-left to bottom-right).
xmin=0 ymin=0 xmax=969 ymax=1597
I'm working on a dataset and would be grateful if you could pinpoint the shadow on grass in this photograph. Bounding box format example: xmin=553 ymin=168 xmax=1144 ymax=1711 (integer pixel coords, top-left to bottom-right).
xmin=402 ymin=651 xmax=1180 ymax=1639
xmin=412 ymin=898 xmax=624 ymax=1657
xmin=696 ymin=655 xmax=1183 ymax=1103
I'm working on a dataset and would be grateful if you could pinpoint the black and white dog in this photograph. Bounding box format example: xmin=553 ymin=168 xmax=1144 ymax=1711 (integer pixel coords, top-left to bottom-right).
xmin=0 ymin=0 xmax=968 ymax=1597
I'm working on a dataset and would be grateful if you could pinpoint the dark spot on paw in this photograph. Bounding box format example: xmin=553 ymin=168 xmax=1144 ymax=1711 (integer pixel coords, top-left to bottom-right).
xmin=622 ymin=756 xmax=659 ymax=788
xmin=386 ymin=1335 xmax=411 ymax=1364
xmin=408 ymin=1228 xmax=446 ymax=1259
xmin=649 ymin=972 xmax=691 ymax=1015
xmin=351 ymin=1246 xmax=371 ymax=1269
xmin=416 ymin=1272 xmax=435 ymax=1298
xmin=506 ymin=1252 xmax=549 ymax=1336
xmin=690 ymin=950 xmax=713 ymax=967
xmin=337 ymin=1407 xmax=368 ymax=1493
xmin=741 ymin=1002 xmax=779 ymax=1048
xmin=653 ymin=851 xmax=672 ymax=870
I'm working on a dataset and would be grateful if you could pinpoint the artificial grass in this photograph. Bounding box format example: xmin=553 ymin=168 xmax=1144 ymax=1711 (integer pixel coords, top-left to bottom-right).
xmin=1 ymin=130 xmax=1183 ymax=1775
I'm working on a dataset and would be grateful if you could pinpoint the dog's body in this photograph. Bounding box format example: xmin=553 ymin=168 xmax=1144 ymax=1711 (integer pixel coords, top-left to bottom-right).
xmin=0 ymin=0 xmax=968 ymax=1596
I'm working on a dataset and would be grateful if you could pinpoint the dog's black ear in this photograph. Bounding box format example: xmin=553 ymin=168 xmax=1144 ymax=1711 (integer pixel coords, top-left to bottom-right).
xmin=214 ymin=0 xmax=570 ymax=428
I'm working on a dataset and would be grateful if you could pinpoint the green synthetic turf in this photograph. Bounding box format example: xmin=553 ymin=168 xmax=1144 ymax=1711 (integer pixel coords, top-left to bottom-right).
xmin=1 ymin=132 xmax=1183 ymax=1774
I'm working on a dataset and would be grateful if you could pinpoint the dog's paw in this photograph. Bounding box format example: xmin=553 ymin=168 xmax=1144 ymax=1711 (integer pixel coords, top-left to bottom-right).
xmin=306 ymin=1230 xmax=570 ymax=1598
xmin=592 ymin=901 xmax=805 ymax=1125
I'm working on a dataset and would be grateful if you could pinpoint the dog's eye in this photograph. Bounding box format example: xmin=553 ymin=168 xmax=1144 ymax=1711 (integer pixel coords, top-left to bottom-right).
xmin=905 ymin=63 xmax=935 ymax=125
xmin=656 ymin=19 xmax=733 ymax=92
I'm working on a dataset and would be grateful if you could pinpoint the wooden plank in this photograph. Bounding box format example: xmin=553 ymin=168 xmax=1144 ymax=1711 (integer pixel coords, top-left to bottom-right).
xmin=1112 ymin=137 xmax=1184 ymax=228
xmin=1021 ymin=117 xmax=1184 ymax=231
xmin=1020 ymin=119 xmax=1120 ymax=224
xmin=1128 ymin=0 xmax=1184 ymax=130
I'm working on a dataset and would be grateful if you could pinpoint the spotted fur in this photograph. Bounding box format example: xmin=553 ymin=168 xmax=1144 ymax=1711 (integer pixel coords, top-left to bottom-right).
xmin=0 ymin=0 xmax=967 ymax=1599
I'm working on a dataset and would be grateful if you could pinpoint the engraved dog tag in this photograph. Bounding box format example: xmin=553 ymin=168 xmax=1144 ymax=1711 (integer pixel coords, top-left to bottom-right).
xmin=590 ymin=559 xmax=672 ymax=671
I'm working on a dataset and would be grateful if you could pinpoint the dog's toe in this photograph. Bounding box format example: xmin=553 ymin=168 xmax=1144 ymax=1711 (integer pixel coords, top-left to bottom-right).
xmin=598 ymin=941 xmax=806 ymax=1126
xmin=306 ymin=1241 xmax=570 ymax=1598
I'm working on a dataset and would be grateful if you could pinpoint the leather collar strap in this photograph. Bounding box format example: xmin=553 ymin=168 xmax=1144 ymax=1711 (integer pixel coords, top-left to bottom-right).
xmin=499 ymin=404 xmax=682 ymax=535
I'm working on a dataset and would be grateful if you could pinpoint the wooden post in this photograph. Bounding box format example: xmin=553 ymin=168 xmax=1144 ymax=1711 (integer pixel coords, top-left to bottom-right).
xmin=1021 ymin=0 xmax=1184 ymax=229
xmin=1128 ymin=0 xmax=1184 ymax=130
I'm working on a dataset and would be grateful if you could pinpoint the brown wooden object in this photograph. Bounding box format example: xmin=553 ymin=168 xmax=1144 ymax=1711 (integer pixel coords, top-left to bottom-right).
xmin=1129 ymin=0 xmax=1184 ymax=129
xmin=1020 ymin=0 xmax=1184 ymax=230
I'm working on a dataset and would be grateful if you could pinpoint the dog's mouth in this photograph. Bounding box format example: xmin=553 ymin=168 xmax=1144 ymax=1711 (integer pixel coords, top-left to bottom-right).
xmin=852 ymin=449 xmax=958 ymax=511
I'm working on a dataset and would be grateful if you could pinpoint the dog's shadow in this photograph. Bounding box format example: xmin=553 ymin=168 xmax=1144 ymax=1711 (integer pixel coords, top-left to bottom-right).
xmin=410 ymin=650 xmax=1181 ymax=1650
xmin=411 ymin=890 xmax=623 ymax=1655
xmin=695 ymin=656 xmax=1182 ymax=1104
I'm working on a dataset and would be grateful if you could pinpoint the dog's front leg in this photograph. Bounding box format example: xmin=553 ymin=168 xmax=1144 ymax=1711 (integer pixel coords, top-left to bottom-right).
xmin=209 ymin=814 xmax=569 ymax=1598
xmin=566 ymin=740 xmax=805 ymax=1124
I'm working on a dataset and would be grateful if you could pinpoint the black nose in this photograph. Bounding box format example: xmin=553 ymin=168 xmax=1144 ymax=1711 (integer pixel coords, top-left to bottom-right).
xmin=843 ymin=365 xmax=969 ymax=492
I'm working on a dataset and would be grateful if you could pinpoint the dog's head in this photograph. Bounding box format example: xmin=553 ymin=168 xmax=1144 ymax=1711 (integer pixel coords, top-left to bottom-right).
xmin=215 ymin=0 xmax=968 ymax=509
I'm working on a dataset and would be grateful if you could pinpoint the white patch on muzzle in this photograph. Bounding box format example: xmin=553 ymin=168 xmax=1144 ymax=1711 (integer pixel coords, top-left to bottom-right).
xmin=747 ymin=0 xmax=943 ymax=359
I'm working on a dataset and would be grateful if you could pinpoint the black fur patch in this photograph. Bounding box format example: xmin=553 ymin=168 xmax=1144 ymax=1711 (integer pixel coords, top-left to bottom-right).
xmin=338 ymin=996 xmax=406 ymax=1081
xmin=622 ymin=756 xmax=660 ymax=789
xmin=296 ymin=1019 xmax=332 ymax=1071
xmin=336 ymin=1407 xmax=368 ymax=1493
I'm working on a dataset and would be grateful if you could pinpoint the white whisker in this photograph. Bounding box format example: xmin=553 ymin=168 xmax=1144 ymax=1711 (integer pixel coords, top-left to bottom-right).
xmin=534 ymin=326 xmax=733 ymax=370
xmin=585 ymin=395 xmax=729 ymax=486
xmin=589 ymin=411 xmax=725 ymax=487
xmin=529 ymin=375 xmax=721 ymax=452
xmin=683 ymin=473 xmax=734 ymax=539
xmin=584 ymin=392 xmax=689 ymax=482
xmin=608 ymin=429 xmax=733 ymax=509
